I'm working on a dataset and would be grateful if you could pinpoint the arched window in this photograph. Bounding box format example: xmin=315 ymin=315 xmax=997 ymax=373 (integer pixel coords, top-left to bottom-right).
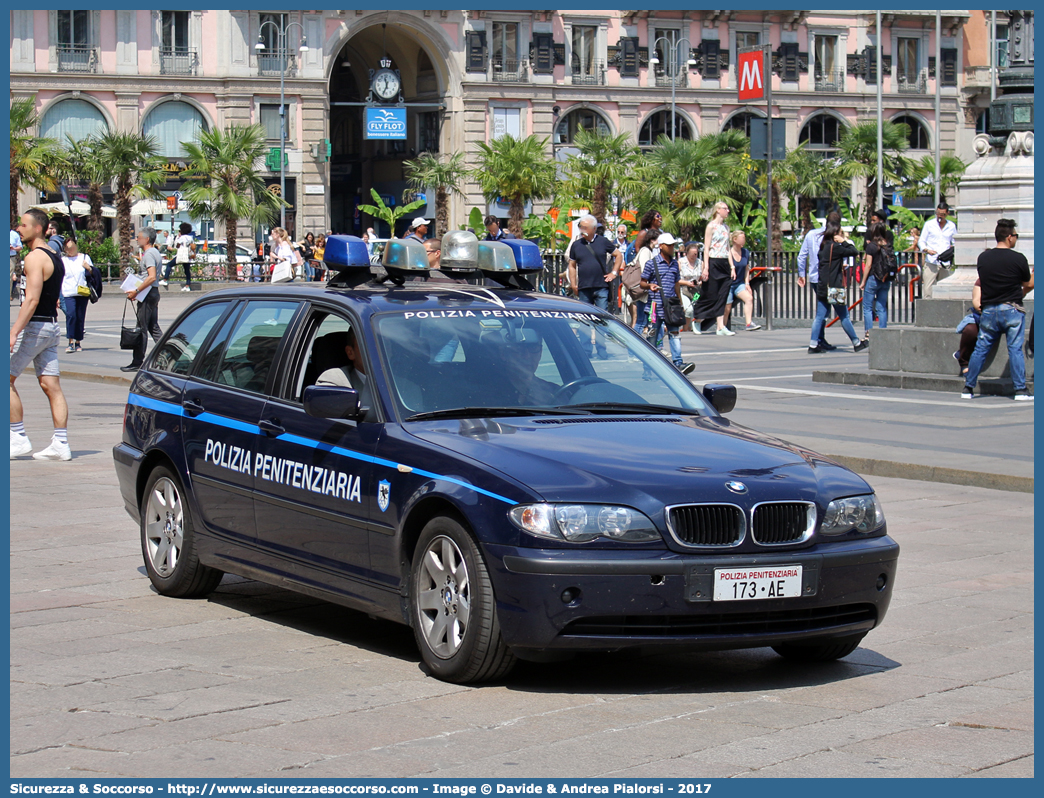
xmin=553 ymin=107 xmax=610 ymax=145
xmin=638 ymin=110 xmax=694 ymax=148
xmin=142 ymin=101 xmax=207 ymax=159
xmin=39 ymin=98 xmax=107 ymax=143
xmin=893 ymin=114 xmax=930 ymax=149
xmin=722 ymin=111 xmax=761 ymax=137
xmin=799 ymin=113 xmax=842 ymax=157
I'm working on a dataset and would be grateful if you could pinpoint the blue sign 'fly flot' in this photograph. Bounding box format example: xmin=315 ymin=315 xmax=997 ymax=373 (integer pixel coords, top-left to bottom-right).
xmin=365 ymin=107 xmax=407 ymax=140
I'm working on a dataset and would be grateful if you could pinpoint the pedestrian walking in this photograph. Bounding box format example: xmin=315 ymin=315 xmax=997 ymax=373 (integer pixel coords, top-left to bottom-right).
xmin=918 ymin=202 xmax=957 ymax=299
xmin=962 ymin=219 xmax=1034 ymax=400
xmin=797 ymin=212 xmax=840 ymax=351
xmin=678 ymin=241 xmax=702 ymax=331
xmin=631 ymin=209 xmax=664 ymax=255
xmin=160 ymin=222 xmax=196 ymax=290
xmin=10 ymin=209 xmax=71 ymax=461
xmin=858 ymin=222 xmax=896 ymax=345
xmin=870 ymin=208 xmax=895 ymax=246
xmin=45 ymin=220 xmax=65 ymax=254
xmin=809 ymin=217 xmax=867 ymax=354
xmin=59 ymin=237 xmax=94 ymax=353
xmin=121 ymin=227 xmax=163 ymax=372
xmin=724 ymin=230 xmax=760 ymax=332
xmin=624 ymin=229 xmax=658 ymax=336
xmin=639 ymin=232 xmax=695 ymax=375
xmin=691 ymin=201 xmax=735 ymax=335
xmin=567 ymin=215 xmax=622 ymax=358
xmin=484 ymin=216 xmax=516 ymax=241
xmin=313 ymin=234 xmax=327 ymax=280
xmin=615 ymin=224 xmax=628 ymax=251
xmin=269 ymin=227 xmax=295 ymax=283
xmin=405 ymin=218 xmax=429 ymax=243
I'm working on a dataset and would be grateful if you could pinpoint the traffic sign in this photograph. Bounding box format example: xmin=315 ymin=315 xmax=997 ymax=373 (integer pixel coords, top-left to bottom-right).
xmin=738 ymin=50 xmax=764 ymax=101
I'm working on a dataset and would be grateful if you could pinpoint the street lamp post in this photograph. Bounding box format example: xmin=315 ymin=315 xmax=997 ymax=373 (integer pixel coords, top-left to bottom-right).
xmin=649 ymin=37 xmax=696 ymax=141
xmin=256 ymin=20 xmax=309 ymax=233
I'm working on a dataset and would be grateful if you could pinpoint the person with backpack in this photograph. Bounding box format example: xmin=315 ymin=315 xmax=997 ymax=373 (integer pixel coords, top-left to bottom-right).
xmin=858 ymin=222 xmax=897 ymax=345
xmin=810 ymin=216 xmax=867 ymax=354
xmin=627 ymin=209 xmax=663 ymax=266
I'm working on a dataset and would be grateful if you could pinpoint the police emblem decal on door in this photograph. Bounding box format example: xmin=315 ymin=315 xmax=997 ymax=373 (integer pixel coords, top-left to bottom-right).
xmin=377 ymin=480 xmax=391 ymax=512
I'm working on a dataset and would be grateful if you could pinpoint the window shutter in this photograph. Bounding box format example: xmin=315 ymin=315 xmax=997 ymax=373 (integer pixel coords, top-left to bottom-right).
xmin=466 ymin=31 xmax=487 ymax=72
xmin=782 ymin=43 xmax=799 ymax=81
xmin=865 ymin=45 xmax=877 ymax=84
xmin=702 ymin=40 xmax=720 ymax=78
xmin=531 ymin=32 xmax=554 ymax=73
xmin=941 ymin=47 xmax=957 ymax=86
xmin=620 ymin=36 xmax=639 ymax=76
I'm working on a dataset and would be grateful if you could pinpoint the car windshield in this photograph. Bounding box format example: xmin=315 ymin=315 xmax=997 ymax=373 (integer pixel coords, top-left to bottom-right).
xmin=373 ymin=306 xmax=713 ymax=420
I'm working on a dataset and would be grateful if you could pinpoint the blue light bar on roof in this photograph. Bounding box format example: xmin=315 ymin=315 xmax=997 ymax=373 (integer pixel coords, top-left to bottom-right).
xmin=323 ymin=235 xmax=370 ymax=270
xmin=500 ymin=238 xmax=543 ymax=272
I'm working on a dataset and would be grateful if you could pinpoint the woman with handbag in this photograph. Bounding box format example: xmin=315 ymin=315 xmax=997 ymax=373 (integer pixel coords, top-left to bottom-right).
xmin=639 ymin=232 xmax=695 ymax=375
xmin=172 ymin=222 xmax=196 ymax=291
xmin=59 ymin=237 xmax=94 ymax=353
xmin=810 ymin=217 xmax=866 ymax=354
xmin=269 ymin=227 xmax=295 ymax=283
xmin=691 ymin=201 xmax=736 ymax=335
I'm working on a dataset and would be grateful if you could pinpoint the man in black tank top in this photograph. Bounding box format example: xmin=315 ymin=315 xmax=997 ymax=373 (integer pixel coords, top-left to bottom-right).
xmin=10 ymin=209 xmax=72 ymax=461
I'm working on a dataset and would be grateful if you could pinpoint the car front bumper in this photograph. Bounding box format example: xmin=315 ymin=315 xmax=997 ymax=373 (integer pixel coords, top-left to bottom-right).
xmin=485 ymin=536 xmax=899 ymax=654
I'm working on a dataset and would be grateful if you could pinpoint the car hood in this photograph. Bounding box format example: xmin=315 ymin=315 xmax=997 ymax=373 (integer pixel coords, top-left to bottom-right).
xmin=405 ymin=415 xmax=871 ymax=510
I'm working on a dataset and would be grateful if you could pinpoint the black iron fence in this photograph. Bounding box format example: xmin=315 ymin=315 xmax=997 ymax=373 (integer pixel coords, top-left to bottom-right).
xmin=536 ymin=250 xmax=923 ymax=326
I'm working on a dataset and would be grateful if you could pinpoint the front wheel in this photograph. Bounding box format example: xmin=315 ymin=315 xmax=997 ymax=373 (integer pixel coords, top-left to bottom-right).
xmin=410 ymin=516 xmax=516 ymax=683
xmin=772 ymin=633 xmax=865 ymax=663
xmin=140 ymin=465 xmax=223 ymax=598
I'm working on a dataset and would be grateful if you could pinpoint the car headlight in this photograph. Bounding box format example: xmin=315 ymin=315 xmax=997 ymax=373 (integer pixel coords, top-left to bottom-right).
xmin=820 ymin=494 xmax=885 ymax=535
xmin=509 ymin=503 xmax=661 ymax=543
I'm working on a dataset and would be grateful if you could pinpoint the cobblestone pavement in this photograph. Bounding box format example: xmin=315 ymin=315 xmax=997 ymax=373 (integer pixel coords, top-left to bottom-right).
xmin=8 ymin=376 xmax=1033 ymax=778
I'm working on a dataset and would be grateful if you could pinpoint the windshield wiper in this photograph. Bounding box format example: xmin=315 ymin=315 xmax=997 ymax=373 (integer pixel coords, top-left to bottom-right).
xmin=560 ymin=402 xmax=700 ymax=416
xmin=405 ymin=406 xmax=589 ymax=422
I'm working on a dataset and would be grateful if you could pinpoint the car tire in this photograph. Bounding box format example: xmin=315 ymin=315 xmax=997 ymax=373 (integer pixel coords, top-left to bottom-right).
xmin=772 ymin=633 xmax=865 ymax=663
xmin=410 ymin=516 xmax=516 ymax=684
xmin=140 ymin=465 xmax=223 ymax=598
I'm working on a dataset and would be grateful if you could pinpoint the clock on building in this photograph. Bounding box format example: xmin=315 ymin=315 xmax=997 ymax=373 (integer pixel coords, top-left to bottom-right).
xmin=371 ymin=67 xmax=401 ymax=102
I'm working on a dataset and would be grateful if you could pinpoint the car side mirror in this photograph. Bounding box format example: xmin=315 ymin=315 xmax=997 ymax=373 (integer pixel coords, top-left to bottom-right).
xmin=702 ymin=383 xmax=737 ymax=414
xmin=303 ymin=385 xmax=364 ymax=420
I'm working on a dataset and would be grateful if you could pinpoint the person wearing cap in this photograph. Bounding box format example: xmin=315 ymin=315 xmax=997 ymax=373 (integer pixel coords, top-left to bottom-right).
xmin=405 ymin=218 xmax=429 ymax=243
xmin=484 ymin=216 xmax=516 ymax=242
xmin=640 ymin=231 xmax=696 ymax=375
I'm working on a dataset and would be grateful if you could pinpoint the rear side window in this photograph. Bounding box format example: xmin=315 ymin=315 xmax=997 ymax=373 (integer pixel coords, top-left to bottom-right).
xmin=150 ymin=302 xmax=230 ymax=376
xmin=208 ymin=300 xmax=300 ymax=394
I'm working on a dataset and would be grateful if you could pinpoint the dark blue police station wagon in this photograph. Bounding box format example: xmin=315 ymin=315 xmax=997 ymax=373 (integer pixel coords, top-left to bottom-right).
xmin=114 ymin=234 xmax=899 ymax=683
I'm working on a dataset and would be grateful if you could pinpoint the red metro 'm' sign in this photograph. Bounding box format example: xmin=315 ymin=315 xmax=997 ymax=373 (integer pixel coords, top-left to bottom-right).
xmin=738 ymin=50 xmax=764 ymax=101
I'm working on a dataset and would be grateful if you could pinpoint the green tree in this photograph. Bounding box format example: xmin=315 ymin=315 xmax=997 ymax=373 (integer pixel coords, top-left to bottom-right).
xmin=402 ymin=152 xmax=467 ymax=237
xmin=94 ymin=131 xmax=166 ymax=268
xmin=180 ymin=124 xmax=287 ymax=279
xmin=357 ymin=189 xmax=427 ymax=238
xmin=473 ymin=134 xmax=557 ymax=237
xmin=636 ymin=131 xmax=753 ymax=241
xmin=561 ymin=129 xmax=642 ymax=225
xmin=769 ymin=143 xmax=849 ymax=243
xmin=906 ymin=153 xmax=968 ymax=204
xmin=61 ymin=136 xmax=112 ymax=235
xmin=10 ymin=95 xmax=62 ymax=226
xmin=837 ymin=121 xmax=913 ymax=226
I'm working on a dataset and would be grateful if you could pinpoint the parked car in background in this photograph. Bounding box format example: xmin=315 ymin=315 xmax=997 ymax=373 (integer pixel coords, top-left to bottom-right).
xmin=195 ymin=241 xmax=255 ymax=280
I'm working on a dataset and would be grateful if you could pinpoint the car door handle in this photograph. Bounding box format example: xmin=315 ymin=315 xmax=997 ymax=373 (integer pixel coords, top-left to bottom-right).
xmin=259 ymin=418 xmax=285 ymax=437
xmin=182 ymin=398 xmax=204 ymax=416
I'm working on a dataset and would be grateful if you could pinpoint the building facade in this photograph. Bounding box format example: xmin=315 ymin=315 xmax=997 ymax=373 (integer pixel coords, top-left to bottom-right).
xmin=12 ymin=9 xmax=997 ymax=240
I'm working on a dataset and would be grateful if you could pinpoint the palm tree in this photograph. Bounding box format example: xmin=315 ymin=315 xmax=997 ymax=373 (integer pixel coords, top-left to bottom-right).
xmin=94 ymin=131 xmax=166 ymax=268
xmin=10 ymin=95 xmax=62 ymax=225
xmin=473 ymin=134 xmax=557 ymax=237
xmin=62 ymin=136 xmax=111 ymax=234
xmin=180 ymin=124 xmax=286 ymax=279
xmin=907 ymin=153 xmax=968 ymax=205
xmin=636 ymin=131 xmax=752 ymax=240
xmin=837 ymin=121 xmax=914 ymax=226
xmin=561 ymin=129 xmax=642 ymax=225
xmin=402 ymin=152 xmax=467 ymax=237
xmin=770 ymin=143 xmax=849 ymax=241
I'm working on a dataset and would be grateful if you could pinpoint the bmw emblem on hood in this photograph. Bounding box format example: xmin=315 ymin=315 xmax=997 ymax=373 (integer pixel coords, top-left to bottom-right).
xmin=725 ymin=481 xmax=748 ymax=494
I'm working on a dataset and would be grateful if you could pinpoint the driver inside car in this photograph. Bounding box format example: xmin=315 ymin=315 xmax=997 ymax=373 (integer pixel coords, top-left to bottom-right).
xmin=316 ymin=327 xmax=373 ymax=412
xmin=502 ymin=328 xmax=558 ymax=406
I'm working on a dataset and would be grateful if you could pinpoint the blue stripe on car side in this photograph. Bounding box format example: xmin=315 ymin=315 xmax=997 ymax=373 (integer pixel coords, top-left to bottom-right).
xmin=127 ymin=392 xmax=515 ymax=504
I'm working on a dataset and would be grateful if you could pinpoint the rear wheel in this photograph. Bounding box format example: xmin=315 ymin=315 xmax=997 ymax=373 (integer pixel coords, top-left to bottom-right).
xmin=772 ymin=633 xmax=865 ymax=662
xmin=140 ymin=465 xmax=223 ymax=598
xmin=410 ymin=516 xmax=516 ymax=683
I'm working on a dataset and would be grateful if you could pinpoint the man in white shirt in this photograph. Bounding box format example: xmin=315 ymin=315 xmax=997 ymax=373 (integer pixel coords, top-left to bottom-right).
xmin=917 ymin=202 xmax=957 ymax=299
xmin=316 ymin=327 xmax=372 ymax=415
